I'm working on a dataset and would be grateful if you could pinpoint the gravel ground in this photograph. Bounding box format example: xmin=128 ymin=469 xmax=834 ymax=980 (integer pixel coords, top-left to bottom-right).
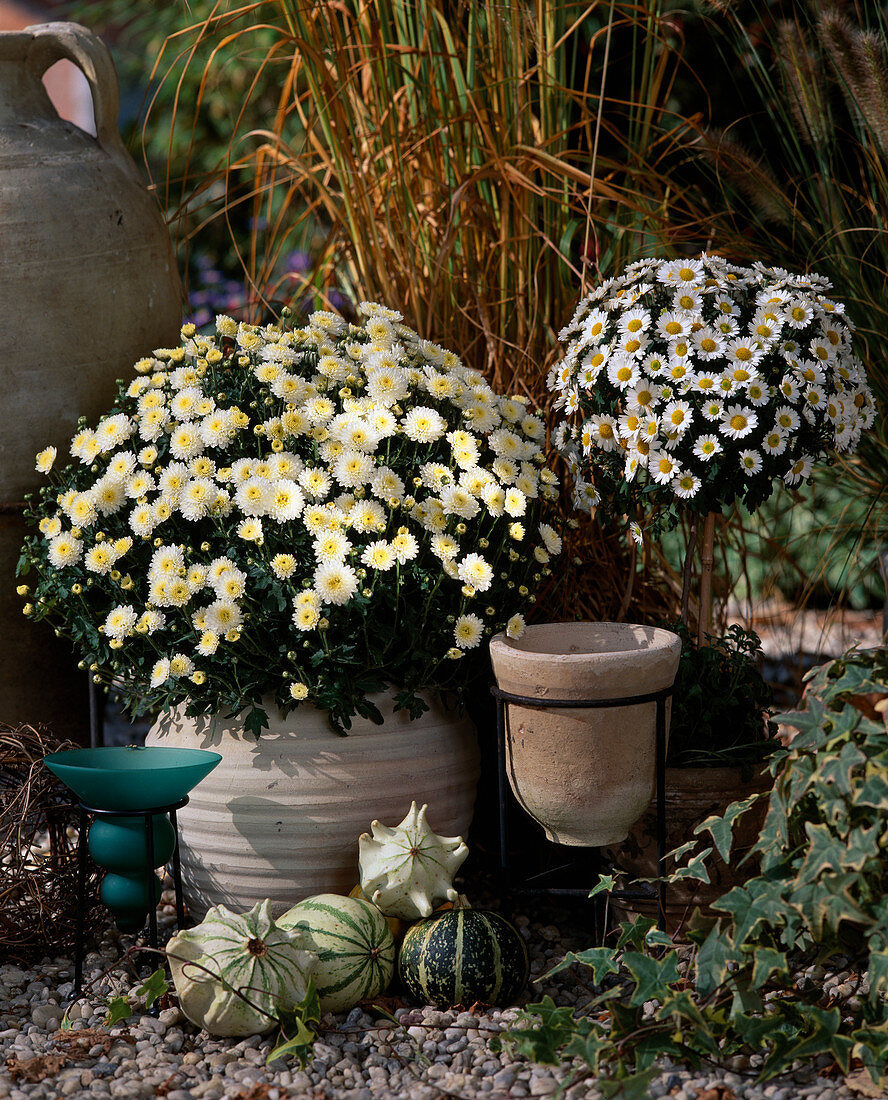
xmin=0 ymin=891 xmax=869 ymax=1100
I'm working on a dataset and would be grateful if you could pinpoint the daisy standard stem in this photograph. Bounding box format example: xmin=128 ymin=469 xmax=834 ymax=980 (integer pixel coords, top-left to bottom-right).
xmin=697 ymin=512 xmax=716 ymax=646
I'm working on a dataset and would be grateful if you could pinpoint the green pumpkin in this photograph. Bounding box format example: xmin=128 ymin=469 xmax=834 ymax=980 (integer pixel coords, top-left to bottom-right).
xmin=398 ymin=907 xmax=528 ymax=1009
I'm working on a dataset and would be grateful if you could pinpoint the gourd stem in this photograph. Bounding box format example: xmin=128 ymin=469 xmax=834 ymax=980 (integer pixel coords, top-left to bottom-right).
xmin=697 ymin=512 xmax=716 ymax=646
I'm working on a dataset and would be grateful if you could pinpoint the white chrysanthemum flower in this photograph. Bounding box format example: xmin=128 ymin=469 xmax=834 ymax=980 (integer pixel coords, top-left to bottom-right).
xmin=268 ymin=479 xmax=305 ymax=523
xmin=674 ymin=472 xmax=701 ymax=499
xmin=481 ymin=484 xmax=505 ymax=517
xmin=314 ymin=560 xmax=359 ymax=605
xmin=298 ymin=467 xmax=332 ymax=500
xmin=178 ymin=477 xmax=215 ymax=522
xmin=349 ymin=499 xmax=387 ymax=533
xmin=126 ymin=469 xmax=156 ymax=499
xmin=332 ymin=450 xmax=375 ymax=488
xmin=95 ymin=413 xmax=135 ymax=452
xmin=169 ymin=653 xmax=195 ymax=678
xmin=71 ymin=429 xmax=101 ymax=464
xmin=693 ymin=434 xmax=722 ymax=461
xmin=454 ymin=613 xmax=484 ymax=649
xmin=150 ymin=544 xmax=185 ymax=580
xmin=391 ymin=529 xmax=419 ymax=563
xmin=93 ymin=477 xmax=127 ymax=517
xmin=67 ymin=492 xmax=98 ymax=528
xmin=271 ymin=553 xmax=298 ymax=579
xmin=401 ymin=406 xmax=447 ymax=443
xmin=504 ymin=487 xmax=527 ymax=517
xmin=39 ymin=516 xmax=62 ymax=538
xmin=506 ymin=613 xmax=526 ymax=640
xmin=204 ymin=599 xmax=242 ymax=634
xmin=720 ymin=405 xmax=758 ymax=440
xmin=458 ymin=552 xmax=493 ymax=592
xmin=313 ymin=529 xmax=351 ymax=563
xmin=366 ymin=365 xmax=410 ymax=404
xmin=236 ymin=518 xmax=263 ymax=542
xmin=197 ymin=630 xmax=220 ymax=656
xmin=539 ymin=523 xmax=562 ymax=555
xmin=739 ymin=450 xmax=763 ymax=476
xmin=305 ymin=396 xmax=337 ymax=425
xmin=199 ymin=409 xmax=235 ymax=448
xmin=431 ymin=533 xmax=459 ymax=560
xmin=235 ymin=477 xmax=270 ymax=516
xmin=35 ymin=446 xmax=57 ymax=474
xmin=137 ymin=609 xmax=165 ymax=635
xmin=361 ymin=540 xmax=396 ymax=571
xmin=157 ymin=462 xmax=190 ymax=501
xmin=369 ymin=466 xmax=405 ymax=502
xmin=785 ymin=454 xmax=813 ymax=485
xmin=104 ymin=604 xmax=137 ymax=641
xmin=47 ymin=532 xmax=82 ymax=568
xmin=440 ymin=485 xmax=481 ymax=520
xmin=150 ymin=658 xmax=171 ymax=687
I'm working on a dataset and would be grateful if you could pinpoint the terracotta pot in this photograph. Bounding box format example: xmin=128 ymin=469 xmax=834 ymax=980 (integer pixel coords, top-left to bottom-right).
xmin=604 ymin=766 xmax=772 ymax=934
xmin=0 ymin=22 xmax=182 ymax=741
xmin=489 ymin=622 xmax=681 ymax=847
xmin=145 ymin=693 xmax=480 ymax=919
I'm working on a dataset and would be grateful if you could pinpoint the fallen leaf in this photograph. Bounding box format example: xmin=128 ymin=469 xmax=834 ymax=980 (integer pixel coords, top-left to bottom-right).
xmin=6 ymin=1054 xmax=66 ymax=1083
xmin=695 ymin=1087 xmax=737 ymax=1100
xmin=845 ymin=1069 xmax=887 ymax=1097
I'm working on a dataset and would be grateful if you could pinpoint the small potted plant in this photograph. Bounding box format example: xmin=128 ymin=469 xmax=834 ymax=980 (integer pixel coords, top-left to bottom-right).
xmin=17 ymin=302 xmax=562 ymax=916
xmin=490 ymin=254 xmax=874 ymax=856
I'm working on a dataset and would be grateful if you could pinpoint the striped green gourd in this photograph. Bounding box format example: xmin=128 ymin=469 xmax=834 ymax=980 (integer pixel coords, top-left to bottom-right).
xmin=166 ymin=899 xmax=317 ymax=1037
xmin=398 ymin=907 xmax=528 ymax=1008
xmin=278 ymin=893 xmax=396 ymax=1012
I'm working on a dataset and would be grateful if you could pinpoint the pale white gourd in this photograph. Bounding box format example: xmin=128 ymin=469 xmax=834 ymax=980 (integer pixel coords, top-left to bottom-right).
xmin=278 ymin=893 xmax=396 ymax=1012
xmin=166 ymin=899 xmax=317 ymax=1036
xmin=358 ymin=801 xmax=469 ymax=920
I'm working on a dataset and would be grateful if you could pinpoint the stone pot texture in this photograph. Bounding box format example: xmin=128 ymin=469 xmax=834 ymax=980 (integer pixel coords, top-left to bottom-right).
xmin=145 ymin=693 xmax=480 ymax=919
xmin=604 ymin=765 xmax=772 ymax=935
xmin=0 ymin=22 xmax=182 ymax=741
xmin=489 ymin=622 xmax=681 ymax=847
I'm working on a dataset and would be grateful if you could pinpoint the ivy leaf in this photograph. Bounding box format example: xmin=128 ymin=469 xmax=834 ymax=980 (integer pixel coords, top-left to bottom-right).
xmin=761 ymin=1005 xmax=847 ymax=1079
xmin=817 ymin=740 xmax=866 ymax=796
xmin=541 ymin=947 xmax=620 ymax=985
xmin=562 ymin=1020 xmax=606 ymax=1071
xmin=669 ymin=846 xmax=713 ymax=884
xmin=616 ymin=917 xmax=657 ymax=951
xmin=712 ymin=880 xmax=785 ymax=945
xmin=588 ymin=874 xmax=618 ymax=899
xmin=622 ymin=951 xmax=681 ymax=1007
xmin=104 ymin=996 xmax=134 ymax=1027
xmin=751 ymin=948 xmax=788 ymax=989
xmin=857 ymin=766 xmax=888 ymax=811
xmin=796 ymin=822 xmax=848 ymax=886
xmin=136 ymin=969 xmax=170 ymax=1009
xmin=866 ymin=950 xmax=888 ymax=1002
xmin=598 ymin=1066 xmax=659 ymax=1099
xmin=268 ymin=981 xmax=321 ymax=1067
xmin=695 ymin=925 xmax=736 ymax=998
xmin=693 ymin=794 xmax=762 ymax=863
xmin=498 ymin=997 xmax=578 ymax=1065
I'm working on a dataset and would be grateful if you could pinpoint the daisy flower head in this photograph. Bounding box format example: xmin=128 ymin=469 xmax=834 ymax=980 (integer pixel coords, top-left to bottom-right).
xmin=674 ymin=472 xmax=701 ymax=499
xmin=693 ymin=434 xmax=722 ymax=461
xmin=720 ymin=405 xmax=758 ymax=440
xmin=606 ymin=357 xmax=640 ymax=391
xmin=739 ymin=449 xmax=763 ymax=477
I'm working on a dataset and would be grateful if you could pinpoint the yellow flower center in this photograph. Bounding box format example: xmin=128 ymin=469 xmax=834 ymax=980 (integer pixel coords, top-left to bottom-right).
xmin=730 ymin=415 xmax=747 ymax=431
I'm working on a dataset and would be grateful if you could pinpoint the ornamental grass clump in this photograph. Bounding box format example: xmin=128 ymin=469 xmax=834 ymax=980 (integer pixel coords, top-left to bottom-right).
xmin=18 ymin=303 xmax=561 ymax=734
xmin=552 ymin=255 xmax=875 ymax=537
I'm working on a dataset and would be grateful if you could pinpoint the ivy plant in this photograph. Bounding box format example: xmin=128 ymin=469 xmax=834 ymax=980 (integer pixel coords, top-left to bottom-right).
xmin=496 ymin=646 xmax=888 ymax=1091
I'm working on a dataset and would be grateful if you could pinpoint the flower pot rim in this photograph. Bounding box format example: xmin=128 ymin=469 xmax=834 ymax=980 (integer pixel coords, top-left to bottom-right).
xmin=490 ymin=620 xmax=681 ymax=660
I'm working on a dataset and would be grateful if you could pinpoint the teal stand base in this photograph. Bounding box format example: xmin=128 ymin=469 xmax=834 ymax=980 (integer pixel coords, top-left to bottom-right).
xmin=74 ymin=798 xmax=188 ymax=995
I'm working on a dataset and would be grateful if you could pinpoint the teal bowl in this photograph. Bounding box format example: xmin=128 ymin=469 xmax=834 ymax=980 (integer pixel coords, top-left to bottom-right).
xmin=44 ymin=746 xmax=222 ymax=811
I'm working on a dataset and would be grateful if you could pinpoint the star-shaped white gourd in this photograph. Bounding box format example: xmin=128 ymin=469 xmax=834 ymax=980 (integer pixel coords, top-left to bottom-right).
xmin=358 ymin=801 xmax=469 ymax=920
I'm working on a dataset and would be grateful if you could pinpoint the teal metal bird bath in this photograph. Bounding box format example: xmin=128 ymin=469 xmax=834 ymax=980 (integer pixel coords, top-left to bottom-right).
xmin=44 ymin=745 xmax=221 ymax=991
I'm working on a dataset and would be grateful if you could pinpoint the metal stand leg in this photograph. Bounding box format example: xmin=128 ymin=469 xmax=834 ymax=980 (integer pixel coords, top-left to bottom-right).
xmin=73 ymin=806 xmax=89 ymax=996
xmin=655 ymin=697 xmax=667 ymax=933
xmin=170 ymin=808 xmax=186 ymax=930
xmin=495 ymin=696 xmax=510 ymax=881
xmin=145 ymin=813 xmax=158 ymax=965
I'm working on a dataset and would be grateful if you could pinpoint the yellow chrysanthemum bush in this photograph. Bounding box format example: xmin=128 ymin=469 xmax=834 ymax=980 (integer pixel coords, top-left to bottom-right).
xmin=18 ymin=304 xmax=562 ymax=734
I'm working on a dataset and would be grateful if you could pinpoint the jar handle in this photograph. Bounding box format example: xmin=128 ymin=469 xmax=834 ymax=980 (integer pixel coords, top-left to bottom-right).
xmin=25 ymin=21 xmax=137 ymax=176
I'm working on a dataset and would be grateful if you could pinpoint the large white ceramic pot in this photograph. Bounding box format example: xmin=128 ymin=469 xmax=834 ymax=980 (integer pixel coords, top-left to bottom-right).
xmin=489 ymin=622 xmax=681 ymax=847
xmin=145 ymin=693 xmax=479 ymax=919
